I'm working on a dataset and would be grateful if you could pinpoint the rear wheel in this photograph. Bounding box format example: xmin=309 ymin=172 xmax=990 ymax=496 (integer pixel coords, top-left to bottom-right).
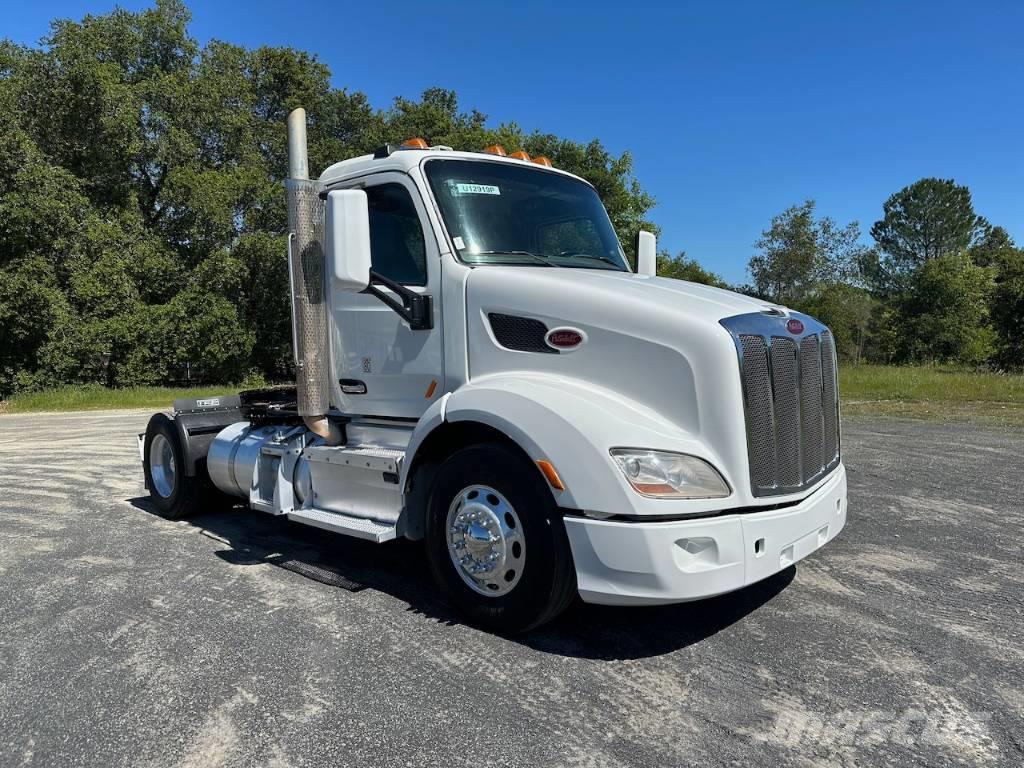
xmin=425 ymin=443 xmax=577 ymax=633
xmin=143 ymin=413 xmax=208 ymax=520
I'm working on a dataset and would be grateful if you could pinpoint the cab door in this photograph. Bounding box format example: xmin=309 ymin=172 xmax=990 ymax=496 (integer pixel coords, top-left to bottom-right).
xmin=328 ymin=172 xmax=444 ymax=418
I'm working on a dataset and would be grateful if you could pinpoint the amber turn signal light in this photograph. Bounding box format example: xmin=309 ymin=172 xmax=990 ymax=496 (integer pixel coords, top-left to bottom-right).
xmin=536 ymin=460 xmax=565 ymax=491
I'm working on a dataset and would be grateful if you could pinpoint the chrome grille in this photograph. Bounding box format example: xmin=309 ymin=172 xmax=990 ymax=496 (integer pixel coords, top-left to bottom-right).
xmin=721 ymin=312 xmax=841 ymax=497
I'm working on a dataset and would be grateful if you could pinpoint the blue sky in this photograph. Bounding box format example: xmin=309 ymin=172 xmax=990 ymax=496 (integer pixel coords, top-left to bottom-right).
xmin=6 ymin=1 xmax=1023 ymax=284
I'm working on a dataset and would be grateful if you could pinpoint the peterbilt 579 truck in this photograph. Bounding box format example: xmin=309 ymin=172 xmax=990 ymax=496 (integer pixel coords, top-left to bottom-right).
xmin=140 ymin=108 xmax=847 ymax=633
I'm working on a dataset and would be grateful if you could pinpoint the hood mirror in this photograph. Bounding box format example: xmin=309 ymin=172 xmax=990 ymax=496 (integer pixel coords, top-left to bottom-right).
xmin=636 ymin=230 xmax=656 ymax=277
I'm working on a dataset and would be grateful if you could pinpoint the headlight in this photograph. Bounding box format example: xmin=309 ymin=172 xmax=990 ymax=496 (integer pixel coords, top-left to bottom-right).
xmin=610 ymin=448 xmax=730 ymax=499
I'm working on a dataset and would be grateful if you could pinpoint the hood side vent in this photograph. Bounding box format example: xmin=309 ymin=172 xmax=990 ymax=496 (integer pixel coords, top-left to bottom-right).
xmin=488 ymin=313 xmax=558 ymax=354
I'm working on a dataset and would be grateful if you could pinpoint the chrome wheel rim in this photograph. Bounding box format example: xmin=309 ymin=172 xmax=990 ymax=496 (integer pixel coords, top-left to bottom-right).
xmin=446 ymin=485 xmax=525 ymax=597
xmin=150 ymin=434 xmax=177 ymax=499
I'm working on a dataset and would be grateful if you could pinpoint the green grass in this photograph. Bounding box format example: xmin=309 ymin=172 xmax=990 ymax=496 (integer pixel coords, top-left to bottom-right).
xmin=0 ymin=384 xmax=240 ymax=415
xmin=3 ymin=366 xmax=1023 ymax=427
xmin=840 ymin=364 xmax=1024 ymax=427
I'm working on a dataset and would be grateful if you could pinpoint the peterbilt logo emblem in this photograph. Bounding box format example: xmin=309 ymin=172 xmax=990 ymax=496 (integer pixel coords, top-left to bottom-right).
xmin=545 ymin=328 xmax=585 ymax=350
xmin=786 ymin=318 xmax=805 ymax=335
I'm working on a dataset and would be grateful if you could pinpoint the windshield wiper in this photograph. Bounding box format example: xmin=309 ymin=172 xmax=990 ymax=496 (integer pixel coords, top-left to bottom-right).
xmin=471 ymin=250 xmax=557 ymax=267
xmin=554 ymin=252 xmax=626 ymax=270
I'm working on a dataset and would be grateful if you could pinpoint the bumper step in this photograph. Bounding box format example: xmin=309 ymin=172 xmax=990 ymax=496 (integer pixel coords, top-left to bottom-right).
xmin=287 ymin=508 xmax=397 ymax=543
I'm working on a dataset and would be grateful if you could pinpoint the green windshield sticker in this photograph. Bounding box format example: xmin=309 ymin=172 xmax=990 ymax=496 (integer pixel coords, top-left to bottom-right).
xmin=453 ymin=183 xmax=500 ymax=196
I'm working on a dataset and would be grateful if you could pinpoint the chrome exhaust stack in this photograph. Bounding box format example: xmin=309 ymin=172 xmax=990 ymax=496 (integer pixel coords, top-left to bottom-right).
xmin=286 ymin=108 xmax=342 ymax=444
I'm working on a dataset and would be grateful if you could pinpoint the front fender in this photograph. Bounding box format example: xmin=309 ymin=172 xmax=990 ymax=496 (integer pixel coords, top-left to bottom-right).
xmin=402 ymin=373 xmax=737 ymax=518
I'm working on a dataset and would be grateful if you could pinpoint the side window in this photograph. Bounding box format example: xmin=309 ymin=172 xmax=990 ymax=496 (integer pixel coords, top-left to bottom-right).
xmin=366 ymin=183 xmax=427 ymax=285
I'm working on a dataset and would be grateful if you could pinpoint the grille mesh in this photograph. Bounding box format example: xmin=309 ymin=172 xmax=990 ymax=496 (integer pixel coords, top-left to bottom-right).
xmin=821 ymin=332 xmax=839 ymax=464
xmin=769 ymin=337 xmax=801 ymax=488
xmin=800 ymin=335 xmax=825 ymax=479
xmin=488 ymin=313 xmax=557 ymax=354
xmin=739 ymin=335 xmax=776 ymax=487
xmin=735 ymin=326 xmax=840 ymax=496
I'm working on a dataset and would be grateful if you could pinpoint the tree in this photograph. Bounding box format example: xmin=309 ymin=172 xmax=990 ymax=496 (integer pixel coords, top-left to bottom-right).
xmin=987 ymin=239 xmax=1024 ymax=369
xmin=801 ymin=283 xmax=877 ymax=364
xmin=969 ymin=224 xmax=1017 ymax=268
xmin=0 ymin=1 xmax=656 ymax=397
xmin=869 ymin=178 xmax=987 ymax=292
xmin=749 ymin=200 xmax=870 ymax=306
xmin=656 ymin=251 xmax=727 ymax=287
xmin=896 ymin=253 xmax=995 ymax=365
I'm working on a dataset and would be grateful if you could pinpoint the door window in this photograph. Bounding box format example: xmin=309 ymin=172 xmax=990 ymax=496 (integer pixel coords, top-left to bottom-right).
xmin=367 ymin=183 xmax=427 ymax=285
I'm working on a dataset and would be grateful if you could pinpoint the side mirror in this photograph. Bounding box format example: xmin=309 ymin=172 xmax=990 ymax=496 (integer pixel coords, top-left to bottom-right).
xmin=326 ymin=189 xmax=371 ymax=292
xmin=636 ymin=230 xmax=656 ymax=278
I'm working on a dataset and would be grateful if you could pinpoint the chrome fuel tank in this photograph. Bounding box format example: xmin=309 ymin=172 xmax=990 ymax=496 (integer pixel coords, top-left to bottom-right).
xmin=207 ymin=423 xmax=312 ymax=510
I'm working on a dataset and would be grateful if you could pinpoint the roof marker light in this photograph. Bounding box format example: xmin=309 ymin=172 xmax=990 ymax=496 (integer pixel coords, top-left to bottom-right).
xmin=482 ymin=144 xmax=507 ymax=156
xmin=531 ymin=155 xmax=553 ymax=167
xmin=402 ymin=137 xmax=429 ymax=149
xmin=509 ymin=150 xmax=531 ymax=161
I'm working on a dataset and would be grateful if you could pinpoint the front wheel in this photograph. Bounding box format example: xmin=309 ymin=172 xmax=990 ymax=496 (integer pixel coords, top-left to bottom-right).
xmin=425 ymin=443 xmax=577 ymax=633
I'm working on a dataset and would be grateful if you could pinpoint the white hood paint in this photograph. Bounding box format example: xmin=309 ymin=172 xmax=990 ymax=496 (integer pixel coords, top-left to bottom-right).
xmin=463 ymin=266 xmax=777 ymax=495
xmin=470 ymin=267 xmax=775 ymax=326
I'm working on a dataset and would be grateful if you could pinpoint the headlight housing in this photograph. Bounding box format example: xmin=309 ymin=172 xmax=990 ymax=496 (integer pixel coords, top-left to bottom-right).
xmin=610 ymin=448 xmax=731 ymax=499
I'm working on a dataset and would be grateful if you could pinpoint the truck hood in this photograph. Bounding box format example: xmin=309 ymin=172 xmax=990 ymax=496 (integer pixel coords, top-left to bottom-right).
xmin=463 ymin=265 xmax=774 ymax=492
xmin=468 ymin=266 xmax=775 ymax=324
xmin=464 ymin=265 xmax=778 ymax=437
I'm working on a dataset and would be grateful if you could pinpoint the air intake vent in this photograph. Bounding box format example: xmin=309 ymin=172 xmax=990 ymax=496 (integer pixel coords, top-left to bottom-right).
xmin=488 ymin=313 xmax=557 ymax=354
xmin=721 ymin=313 xmax=841 ymax=497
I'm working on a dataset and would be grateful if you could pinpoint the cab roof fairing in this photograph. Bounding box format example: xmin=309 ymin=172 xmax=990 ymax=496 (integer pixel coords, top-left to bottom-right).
xmin=317 ymin=148 xmax=593 ymax=189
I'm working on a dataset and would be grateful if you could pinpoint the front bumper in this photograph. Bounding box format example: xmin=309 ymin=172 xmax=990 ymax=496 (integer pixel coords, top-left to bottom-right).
xmin=565 ymin=465 xmax=847 ymax=605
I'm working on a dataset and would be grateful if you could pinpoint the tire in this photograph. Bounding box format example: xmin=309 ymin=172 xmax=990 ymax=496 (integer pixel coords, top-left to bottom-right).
xmin=425 ymin=442 xmax=577 ymax=633
xmin=143 ymin=413 xmax=209 ymax=520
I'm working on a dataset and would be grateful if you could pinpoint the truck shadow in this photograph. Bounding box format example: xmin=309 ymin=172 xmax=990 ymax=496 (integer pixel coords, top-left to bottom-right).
xmin=128 ymin=496 xmax=794 ymax=661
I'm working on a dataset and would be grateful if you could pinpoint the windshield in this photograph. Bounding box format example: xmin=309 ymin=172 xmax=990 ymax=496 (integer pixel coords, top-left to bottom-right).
xmin=424 ymin=159 xmax=630 ymax=271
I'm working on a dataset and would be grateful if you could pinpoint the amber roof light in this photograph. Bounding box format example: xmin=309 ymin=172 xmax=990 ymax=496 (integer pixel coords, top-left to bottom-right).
xmin=482 ymin=144 xmax=507 ymax=156
xmin=509 ymin=150 xmax=531 ymax=161
xmin=402 ymin=137 xmax=429 ymax=149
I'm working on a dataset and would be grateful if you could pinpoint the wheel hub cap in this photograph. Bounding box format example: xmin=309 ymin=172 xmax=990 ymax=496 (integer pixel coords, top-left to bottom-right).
xmin=446 ymin=485 xmax=525 ymax=596
xmin=150 ymin=433 xmax=177 ymax=499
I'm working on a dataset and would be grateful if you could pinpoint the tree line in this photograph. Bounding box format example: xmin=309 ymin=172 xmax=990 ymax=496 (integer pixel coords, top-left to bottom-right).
xmin=659 ymin=178 xmax=1023 ymax=369
xmin=0 ymin=1 xmax=654 ymax=397
xmin=1 ymin=1 xmax=1020 ymax=399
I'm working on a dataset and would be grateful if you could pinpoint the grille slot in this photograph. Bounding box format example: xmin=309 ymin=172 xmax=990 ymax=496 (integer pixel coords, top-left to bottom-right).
xmin=739 ymin=335 xmax=776 ymax=487
xmin=488 ymin=313 xmax=557 ymax=354
xmin=770 ymin=337 xmax=801 ymax=488
xmin=800 ymin=335 xmax=825 ymax=480
xmin=727 ymin=314 xmax=840 ymax=497
xmin=821 ymin=332 xmax=839 ymax=465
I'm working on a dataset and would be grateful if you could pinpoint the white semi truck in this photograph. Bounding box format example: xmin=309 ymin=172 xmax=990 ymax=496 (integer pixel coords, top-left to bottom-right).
xmin=141 ymin=109 xmax=847 ymax=632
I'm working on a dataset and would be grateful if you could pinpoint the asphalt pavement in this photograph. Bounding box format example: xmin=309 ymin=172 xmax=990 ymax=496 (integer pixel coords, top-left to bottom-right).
xmin=0 ymin=410 xmax=1021 ymax=767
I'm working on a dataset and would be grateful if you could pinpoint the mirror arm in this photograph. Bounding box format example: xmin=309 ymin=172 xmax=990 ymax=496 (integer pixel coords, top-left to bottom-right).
xmin=362 ymin=270 xmax=433 ymax=330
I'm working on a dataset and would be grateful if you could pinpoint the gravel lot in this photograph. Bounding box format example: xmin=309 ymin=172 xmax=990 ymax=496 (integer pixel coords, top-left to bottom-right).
xmin=1 ymin=410 xmax=1021 ymax=767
